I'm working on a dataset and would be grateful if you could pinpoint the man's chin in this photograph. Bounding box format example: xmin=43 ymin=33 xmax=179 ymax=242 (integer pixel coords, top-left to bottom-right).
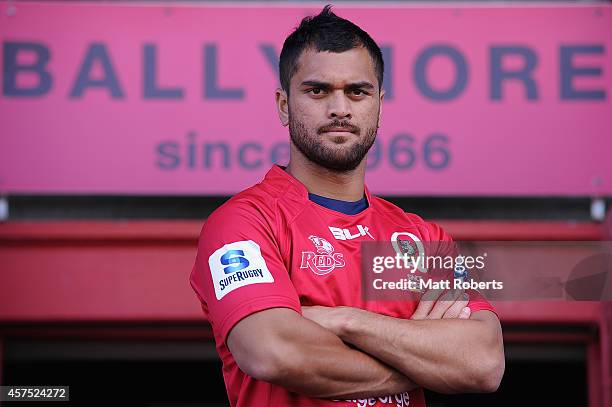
xmin=320 ymin=162 xmax=362 ymax=172
xmin=330 ymin=136 xmax=349 ymax=145
xmin=312 ymin=154 xmax=364 ymax=172
xmin=320 ymin=136 xmax=359 ymax=148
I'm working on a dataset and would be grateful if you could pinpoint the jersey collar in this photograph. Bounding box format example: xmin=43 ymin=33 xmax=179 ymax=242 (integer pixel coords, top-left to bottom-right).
xmin=264 ymin=164 xmax=374 ymax=208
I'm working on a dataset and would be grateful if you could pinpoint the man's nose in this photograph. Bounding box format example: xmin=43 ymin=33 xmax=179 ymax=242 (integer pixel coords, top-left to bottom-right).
xmin=327 ymin=91 xmax=352 ymax=120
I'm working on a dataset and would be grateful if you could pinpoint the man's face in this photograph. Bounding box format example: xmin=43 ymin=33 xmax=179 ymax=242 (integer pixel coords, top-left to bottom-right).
xmin=282 ymin=47 xmax=384 ymax=172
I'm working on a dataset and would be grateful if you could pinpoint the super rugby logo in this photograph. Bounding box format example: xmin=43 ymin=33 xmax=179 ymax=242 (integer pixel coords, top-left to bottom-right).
xmin=209 ymin=240 xmax=274 ymax=300
xmin=300 ymin=235 xmax=346 ymax=276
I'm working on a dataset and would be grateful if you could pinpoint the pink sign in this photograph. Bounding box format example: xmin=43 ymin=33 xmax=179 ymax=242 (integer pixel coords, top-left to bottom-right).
xmin=1 ymin=2 xmax=611 ymax=196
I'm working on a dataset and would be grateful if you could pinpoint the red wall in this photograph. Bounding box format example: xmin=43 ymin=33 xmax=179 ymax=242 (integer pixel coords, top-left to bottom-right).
xmin=0 ymin=220 xmax=609 ymax=405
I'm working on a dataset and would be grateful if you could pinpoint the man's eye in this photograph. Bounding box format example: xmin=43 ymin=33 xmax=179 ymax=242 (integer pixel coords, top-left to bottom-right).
xmin=309 ymin=88 xmax=324 ymax=95
xmin=351 ymin=89 xmax=365 ymax=96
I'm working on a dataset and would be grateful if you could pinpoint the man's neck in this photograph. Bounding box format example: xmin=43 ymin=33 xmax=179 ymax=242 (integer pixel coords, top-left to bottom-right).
xmin=285 ymin=148 xmax=366 ymax=202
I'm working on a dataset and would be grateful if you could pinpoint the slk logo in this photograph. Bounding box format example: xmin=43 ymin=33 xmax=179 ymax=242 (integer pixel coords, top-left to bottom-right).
xmin=329 ymin=225 xmax=375 ymax=240
xmin=300 ymin=235 xmax=346 ymax=276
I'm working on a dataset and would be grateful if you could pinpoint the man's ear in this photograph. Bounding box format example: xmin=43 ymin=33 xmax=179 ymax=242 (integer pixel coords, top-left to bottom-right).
xmin=275 ymin=88 xmax=289 ymax=126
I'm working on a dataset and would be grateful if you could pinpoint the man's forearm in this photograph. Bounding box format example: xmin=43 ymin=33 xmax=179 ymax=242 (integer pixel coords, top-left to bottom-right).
xmin=228 ymin=308 xmax=418 ymax=400
xmin=269 ymin=331 xmax=419 ymax=399
xmin=336 ymin=308 xmax=504 ymax=394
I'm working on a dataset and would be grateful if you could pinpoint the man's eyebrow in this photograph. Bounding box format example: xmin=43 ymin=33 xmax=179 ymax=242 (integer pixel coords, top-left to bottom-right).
xmin=300 ymin=80 xmax=375 ymax=90
xmin=346 ymin=81 xmax=376 ymax=90
xmin=300 ymin=81 xmax=333 ymax=90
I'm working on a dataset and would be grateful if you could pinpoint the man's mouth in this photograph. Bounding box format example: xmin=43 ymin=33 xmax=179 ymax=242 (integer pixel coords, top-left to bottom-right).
xmin=319 ymin=126 xmax=359 ymax=135
xmin=321 ymin=127 xmax=357 ymax=134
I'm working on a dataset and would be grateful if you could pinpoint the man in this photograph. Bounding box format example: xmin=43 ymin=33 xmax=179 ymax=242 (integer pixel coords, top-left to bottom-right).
xmin=190 ymin=5 xmax=504 ymax=406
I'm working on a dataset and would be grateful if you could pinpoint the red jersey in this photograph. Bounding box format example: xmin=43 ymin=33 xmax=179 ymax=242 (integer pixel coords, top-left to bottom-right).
xmin=190 ymin=164 xmax=496 ymax=407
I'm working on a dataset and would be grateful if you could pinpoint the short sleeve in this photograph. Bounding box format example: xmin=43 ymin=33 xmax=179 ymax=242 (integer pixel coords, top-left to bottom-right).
xmin=426 ymin=221 xmax=499 ymax=319
xmin=189 ymin=201 xmax=302 ymax=344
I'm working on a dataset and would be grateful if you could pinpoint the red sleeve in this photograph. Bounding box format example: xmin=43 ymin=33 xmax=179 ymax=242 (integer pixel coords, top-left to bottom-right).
xmin=189 ymin=201 xmax=301 ymax=344
xmin=425 ymin=221 xmax=499 ymax=319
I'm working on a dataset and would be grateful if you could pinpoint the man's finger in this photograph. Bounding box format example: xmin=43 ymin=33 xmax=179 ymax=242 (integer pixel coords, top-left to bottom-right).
xmin=427 ymin=289 xmax=463 ymax=320
xmin=442 ymin=293 xmax=469 ymax=319
xmin=411 ymin=288 xmax=444 ymax=320
xmin=458 ymin=306 xmax=472 ymax=319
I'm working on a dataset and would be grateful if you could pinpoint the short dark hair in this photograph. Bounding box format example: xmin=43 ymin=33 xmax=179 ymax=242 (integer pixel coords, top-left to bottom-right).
xmin=279 ymin=4 xmax=384 ymax=96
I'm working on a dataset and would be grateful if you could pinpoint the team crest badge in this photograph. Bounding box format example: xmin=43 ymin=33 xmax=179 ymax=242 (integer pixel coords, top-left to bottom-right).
xmin=300 ymin=235 xmax=346 ymax=276
xmin=391 ymin=231 xmax=428 ymax=274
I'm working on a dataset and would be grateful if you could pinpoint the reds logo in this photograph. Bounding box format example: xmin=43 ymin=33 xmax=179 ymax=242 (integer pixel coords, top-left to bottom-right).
xmin=300 ymin=235 xmax=345 ymax=276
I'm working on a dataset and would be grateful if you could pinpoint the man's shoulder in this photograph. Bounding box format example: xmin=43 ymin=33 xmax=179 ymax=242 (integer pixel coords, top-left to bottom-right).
xmin=206 ymin=167 xmax=307 ymax=227
xmin=207 ymin=183 xmax=277 ymax=225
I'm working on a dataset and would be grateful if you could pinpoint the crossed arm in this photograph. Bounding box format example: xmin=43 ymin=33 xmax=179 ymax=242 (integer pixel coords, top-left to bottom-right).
xmin=228 ymin=307 xmax=418 ymax=399
xmin=227 ymin=290 xmax=504 ymax=399
xmin=302 ymin=305 xmax=504 ymax=394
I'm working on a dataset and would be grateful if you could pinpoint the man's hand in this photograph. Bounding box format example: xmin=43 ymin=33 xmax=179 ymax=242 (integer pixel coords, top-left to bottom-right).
xmin=302 ymin=288 xmax=472 ymax=335
xmin=410 ymin=288 xmax=471 ymax=320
